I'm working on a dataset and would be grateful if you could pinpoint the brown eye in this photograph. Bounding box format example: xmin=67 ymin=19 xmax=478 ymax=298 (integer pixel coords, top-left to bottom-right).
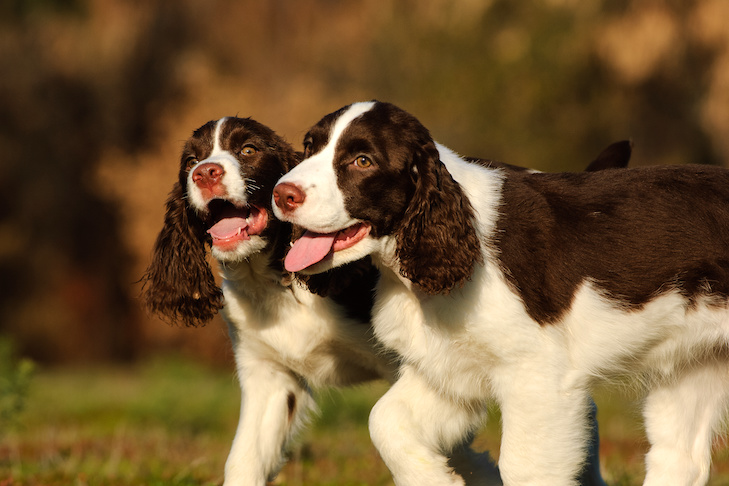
xmin=241 ymin=145 xmax=258 ymax=156
xmin=185 ymin=156 xmax=198 ymax=169
xmin=353 ymin=155 xmax=373 ymax=169
xmin=303 ymin=141 xmax=312 ymax=158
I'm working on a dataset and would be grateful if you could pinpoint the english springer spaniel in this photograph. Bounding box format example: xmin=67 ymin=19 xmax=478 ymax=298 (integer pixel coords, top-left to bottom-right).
xmin=142 ymin=117 xmax=400 ymax=485
xmin=272 ymin=101 xmax=729 ymax=486
xmin=141 ymin=116 xmax=630 ymax=485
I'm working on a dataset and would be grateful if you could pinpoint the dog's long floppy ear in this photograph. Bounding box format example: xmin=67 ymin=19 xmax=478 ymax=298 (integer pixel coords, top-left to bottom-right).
xmin=395 ymin=140 xmax=483 ymax=294
xmin=141 ymin=182 xmax=223 ymax=327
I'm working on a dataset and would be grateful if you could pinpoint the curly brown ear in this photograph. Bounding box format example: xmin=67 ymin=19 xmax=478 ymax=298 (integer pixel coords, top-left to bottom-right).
xmin=395 ymin=142 xmax=482 ymax=294
xmin=141 ymin=183 xmax=223 ymax=326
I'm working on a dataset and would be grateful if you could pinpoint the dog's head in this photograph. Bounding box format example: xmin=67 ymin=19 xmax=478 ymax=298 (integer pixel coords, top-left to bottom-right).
xmin=272 ymin=101 xmax=482 ymax=294
xmin=143 ymin=117 xmax=299 ymax=326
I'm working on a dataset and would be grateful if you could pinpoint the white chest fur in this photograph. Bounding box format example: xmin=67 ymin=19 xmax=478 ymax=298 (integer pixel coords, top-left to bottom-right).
xmin=220 ymin=255 xmax=395 ymax=388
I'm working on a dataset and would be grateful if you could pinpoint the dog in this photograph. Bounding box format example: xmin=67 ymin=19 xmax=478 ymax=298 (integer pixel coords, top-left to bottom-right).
xmin=142 ymin=115 xmax=629 ymax=485
xmin=142 ymin=116 xmax=395 ymax=485
xmin=272 ymin=100 xmax=729 ymax=486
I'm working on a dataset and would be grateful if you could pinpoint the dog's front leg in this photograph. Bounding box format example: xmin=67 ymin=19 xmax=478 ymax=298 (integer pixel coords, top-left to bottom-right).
xmin=494 ymin=367 xmax=591 ymax=486
xmin=369 ymin=365 xmax=493 ymax=486
xmin=224 ymin=354 xmax=315 ymax=486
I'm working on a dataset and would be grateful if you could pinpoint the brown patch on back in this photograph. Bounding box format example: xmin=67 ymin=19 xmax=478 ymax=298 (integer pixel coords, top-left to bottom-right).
xmin=495 ymin=165 xmax=729 ymax=324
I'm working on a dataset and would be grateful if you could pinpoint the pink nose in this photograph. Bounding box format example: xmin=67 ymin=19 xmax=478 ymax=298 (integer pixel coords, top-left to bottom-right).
xmin=273 ymin=182 xmax=306 ymax=213
xmin=192 ymin=163 xmax=225 ymax=188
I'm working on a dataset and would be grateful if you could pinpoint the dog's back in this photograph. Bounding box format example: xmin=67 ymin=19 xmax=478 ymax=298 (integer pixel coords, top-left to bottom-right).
xmin=495 ymin=164 xmax=729 ymax=324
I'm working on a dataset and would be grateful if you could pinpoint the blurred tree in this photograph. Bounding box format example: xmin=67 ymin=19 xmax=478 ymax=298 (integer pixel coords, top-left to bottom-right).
xmin=1 ymin=0 xmax=727 ymax=363
xmin=359 ymin=0 xmax=725 ymax=170
xmin=0 ymin=0 xmax=84 ymax=21
xmin=0 ymin=0 xmax=193 ymax=362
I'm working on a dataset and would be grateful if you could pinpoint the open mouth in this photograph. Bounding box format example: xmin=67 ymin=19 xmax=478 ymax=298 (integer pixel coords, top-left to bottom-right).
xmin=284 ymin=222 xmax=371 ymax=272
xmin=205 ymin=199 xmax=267 ymax=252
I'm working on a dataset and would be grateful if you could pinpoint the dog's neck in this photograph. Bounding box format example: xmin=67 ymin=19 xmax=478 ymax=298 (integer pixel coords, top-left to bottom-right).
xmin=218 ymin=247 xmax=292 ymax=300
xmin=370 ymin=235 xmax=414 ymax=292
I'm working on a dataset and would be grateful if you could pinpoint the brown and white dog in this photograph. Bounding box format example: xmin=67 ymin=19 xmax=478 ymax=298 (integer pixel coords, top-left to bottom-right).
xmin=142 ymin=117 xmax=399 ymax=485
xmin=272 ymin=101 xmax=729 ymax=486
xmin=143 ymin=115 xmax=629 ymax=485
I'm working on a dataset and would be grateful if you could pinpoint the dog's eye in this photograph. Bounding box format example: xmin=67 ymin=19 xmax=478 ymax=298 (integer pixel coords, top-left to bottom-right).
xmin=241 ymin=145 xmax=258 ymax=156
xmin=353 ymin=155 xmax=373 ymax=169
xmin=303 ymin=140 xmax=312 ymax=158
xmin=185 ymin=156 xmax=198 ymax=169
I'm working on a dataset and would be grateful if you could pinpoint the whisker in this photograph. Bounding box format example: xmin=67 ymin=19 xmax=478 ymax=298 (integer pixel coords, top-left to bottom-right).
xmin=244 ymin=178 xmax=261 ymax=191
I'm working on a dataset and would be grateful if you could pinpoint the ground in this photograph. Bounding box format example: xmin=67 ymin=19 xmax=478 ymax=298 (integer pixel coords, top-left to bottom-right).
xmin=1 ymin=357 xmax=727 ymax=485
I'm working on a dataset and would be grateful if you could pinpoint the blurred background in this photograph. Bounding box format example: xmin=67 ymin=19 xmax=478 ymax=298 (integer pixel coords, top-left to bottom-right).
xmin=2 ymin=0 xmax=729 ymax=366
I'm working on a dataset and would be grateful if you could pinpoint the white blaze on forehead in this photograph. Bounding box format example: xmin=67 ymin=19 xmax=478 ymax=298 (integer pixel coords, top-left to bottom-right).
xmin=326 ymin=101 xmax=376 ymax=151
xmin=187 ymin=117 xmax=247 ymax=212
xmin=274 ymin=102 xmax=376 ymax=232
xmin=211 ymin=116 xmax=228 ymax=157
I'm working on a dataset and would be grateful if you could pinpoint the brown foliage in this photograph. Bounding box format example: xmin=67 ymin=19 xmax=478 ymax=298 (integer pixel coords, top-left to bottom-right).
xmin=1 ymin=0 xmax=727 ymax=363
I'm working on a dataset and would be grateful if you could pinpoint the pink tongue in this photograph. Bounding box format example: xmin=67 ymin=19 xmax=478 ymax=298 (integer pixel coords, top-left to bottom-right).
xmin=285 ymin=231 xmax=336 ymax=272
xmin=208 ymin=217 xmax=249 ymax=240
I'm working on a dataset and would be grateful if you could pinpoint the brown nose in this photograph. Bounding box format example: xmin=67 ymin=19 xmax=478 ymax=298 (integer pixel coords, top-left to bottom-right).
xmin=192 ymin=163 xmax=225 ymax=188
xmin=273 ymin=182 xmax=306 ymax=213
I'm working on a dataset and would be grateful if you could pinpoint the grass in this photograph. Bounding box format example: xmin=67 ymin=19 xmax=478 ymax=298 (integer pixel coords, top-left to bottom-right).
xmin=1 ymin=356 xmax=728 ymax=485
xmin=1 ymin=358 xmax=236 ymax=485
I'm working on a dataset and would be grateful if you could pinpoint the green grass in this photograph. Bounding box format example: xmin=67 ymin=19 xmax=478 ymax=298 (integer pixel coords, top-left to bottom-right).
xmin=0 ymin=357 xmax=393 ymax=486
xmin=1 ymin=357 xmax=237 ymax=485
xmin=1 ymin=357 xmax=728 ymax=485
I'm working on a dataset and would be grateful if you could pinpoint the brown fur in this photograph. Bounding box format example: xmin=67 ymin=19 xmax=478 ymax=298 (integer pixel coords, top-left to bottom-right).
xmin=300 ymin=101 xmax=633 ymax=296
xmin=496 ymin=165 xmax=729 ymax=323
xmin=395 ymin=138 xmax=483 ymax=294
xmin=141 ymin=117 xmax=299 ymax=326
xmin=142 ymin=181 xmax=223 ymax=326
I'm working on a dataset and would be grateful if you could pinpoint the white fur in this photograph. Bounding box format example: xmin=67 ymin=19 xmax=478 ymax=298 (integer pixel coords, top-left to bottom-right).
xmin=220 ymin=253 xmax=397 ymax=485
xmin=183 ymin=118 xmax=398 ymax=485
xmin=186 ymin=119 xmax=266 ymax=262
xmin=274 ymin=101 xmax=375 ymax=234
xmin=274 ymin=104 xmax=729 ymax=486
xmin=187 ymin=118 xmax=247 ymax=211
